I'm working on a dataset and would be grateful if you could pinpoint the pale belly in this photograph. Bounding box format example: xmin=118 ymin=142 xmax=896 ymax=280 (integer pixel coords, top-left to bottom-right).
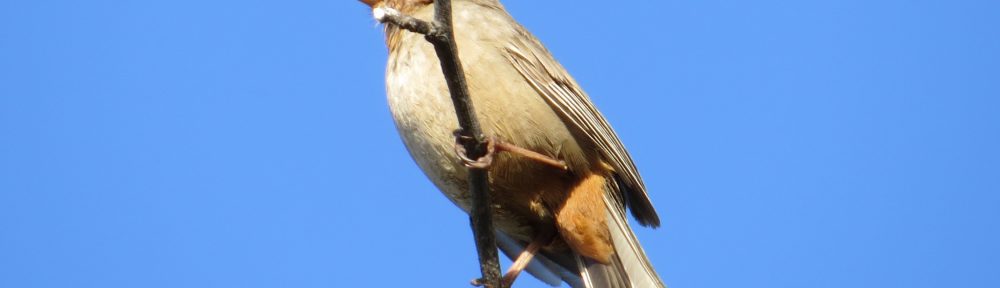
xmin=383 ymin=26 xmax=591 ymax=240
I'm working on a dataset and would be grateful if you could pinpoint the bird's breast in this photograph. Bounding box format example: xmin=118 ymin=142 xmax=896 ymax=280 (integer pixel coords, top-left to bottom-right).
xmin=383 ymin=14 xmax=592 ymax=238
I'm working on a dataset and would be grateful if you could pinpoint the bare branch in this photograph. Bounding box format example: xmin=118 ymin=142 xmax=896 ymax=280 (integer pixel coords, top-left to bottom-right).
xmin=371 ymin=1 xmax=503 ymax=287
xmin=372 ymin=6 xmax=436 ymax=36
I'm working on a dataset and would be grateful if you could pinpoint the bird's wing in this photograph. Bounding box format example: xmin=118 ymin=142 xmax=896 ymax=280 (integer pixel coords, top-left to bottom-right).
xmin=502 ymin=30 xmax=660 ymax=227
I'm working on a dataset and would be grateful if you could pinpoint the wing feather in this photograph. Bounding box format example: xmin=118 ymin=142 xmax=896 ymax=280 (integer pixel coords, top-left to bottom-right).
xmin=502 ymin=31 xmax=660 ymax=227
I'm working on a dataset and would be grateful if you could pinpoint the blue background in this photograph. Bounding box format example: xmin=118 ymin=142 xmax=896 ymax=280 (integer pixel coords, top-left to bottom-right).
xmin=1 ymin=1 xmax=998 ymax=287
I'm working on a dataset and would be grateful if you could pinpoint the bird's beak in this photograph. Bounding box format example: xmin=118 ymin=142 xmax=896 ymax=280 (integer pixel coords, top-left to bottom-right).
xmin=360 ymin=0 xmax=381 ymax=7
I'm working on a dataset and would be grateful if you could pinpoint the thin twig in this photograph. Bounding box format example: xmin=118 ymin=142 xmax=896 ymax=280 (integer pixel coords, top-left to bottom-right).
xmin=371 ymin=6 xmax=436 ymax=36
xmin=373 ymin=1 xmax=503 ymax=287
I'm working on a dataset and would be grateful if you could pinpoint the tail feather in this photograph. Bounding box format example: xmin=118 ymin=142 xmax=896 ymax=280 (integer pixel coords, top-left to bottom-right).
xmin=590 ymin=192 xmax=665 ymax=288
xmin=578 ymin=253 xmax=629 ymax=288
xmin=495 ymin=190 xmax=664 ymax=288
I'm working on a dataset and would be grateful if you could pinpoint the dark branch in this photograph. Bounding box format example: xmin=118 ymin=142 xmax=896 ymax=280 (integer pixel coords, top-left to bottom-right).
xmin=372 ymin=6 xmax=437 ymax=36
xmin=373 ymin=2 xmax=503 ymax=288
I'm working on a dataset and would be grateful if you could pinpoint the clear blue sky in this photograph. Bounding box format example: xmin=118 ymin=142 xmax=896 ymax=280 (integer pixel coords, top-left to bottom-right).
xmin=1 ymin=1 xmax=998 ymax=287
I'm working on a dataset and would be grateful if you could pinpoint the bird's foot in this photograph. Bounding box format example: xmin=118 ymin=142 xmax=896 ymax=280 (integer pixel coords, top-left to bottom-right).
xmin=453 ymin=131 xmax=496 ymax=169
xmin=469 ymin=278 xmax=484 ymax=287
xmin=453 ymin=130 xmax=568 ymax=171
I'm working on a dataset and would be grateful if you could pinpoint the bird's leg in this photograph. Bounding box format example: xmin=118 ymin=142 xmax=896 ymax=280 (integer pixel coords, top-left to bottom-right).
xmin=454 ymin=130 xmax=567 ymax=170
xmin=501 ymin=231 xmax=556 ymax=287
xmin=492 ymin=140 xmax=568 ymax=171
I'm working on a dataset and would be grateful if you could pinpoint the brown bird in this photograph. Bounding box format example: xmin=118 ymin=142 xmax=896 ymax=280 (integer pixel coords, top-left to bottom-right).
xmin=362 ymin=0 xmax=664 ymax=287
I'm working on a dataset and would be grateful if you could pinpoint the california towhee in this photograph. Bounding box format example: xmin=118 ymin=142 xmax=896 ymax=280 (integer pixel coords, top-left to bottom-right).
xmin=362 ymin=1 xmax=664 ymax=287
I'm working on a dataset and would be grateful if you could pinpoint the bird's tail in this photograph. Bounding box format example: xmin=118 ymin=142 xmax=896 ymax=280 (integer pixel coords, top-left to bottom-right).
xmin=496 ymin=193 xmax=664 ymax=288
xmin=574 ymin=193 xmax=665 ymax=288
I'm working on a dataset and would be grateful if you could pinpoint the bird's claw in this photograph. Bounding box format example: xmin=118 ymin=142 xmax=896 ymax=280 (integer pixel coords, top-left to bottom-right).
xmin=454 ymin=130 xmax=496 ymax=169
